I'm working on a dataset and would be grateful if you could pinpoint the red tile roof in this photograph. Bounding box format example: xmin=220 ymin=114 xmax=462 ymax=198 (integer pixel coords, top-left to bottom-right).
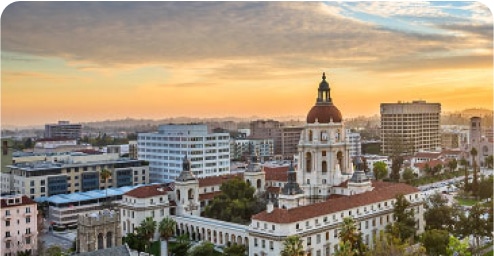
xmin=124 ymin=184 xmax=168 ymax=198
xmin=199 ymin=191 xmax=222 ymax=201
xmin=415 ymin=152 xmax=442 ymax=159
xmin=414 ymin=159 xmax=444 ymax=169
xmin=266 ymin=186 xmax=281 ymax=193
xmin=252 ymin=181 xmax=419 ymax=223
xmin=1 ymin=195 xmax=37 ymax=208
xmin=198 ymin=174 xmax=243 ymax=187
xmin=264 ymin=166 xmax=289 ymax=182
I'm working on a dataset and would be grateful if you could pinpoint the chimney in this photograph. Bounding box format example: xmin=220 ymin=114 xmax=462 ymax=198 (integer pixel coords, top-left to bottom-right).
xmin=266 ymin=201 xmax=274 ymax=213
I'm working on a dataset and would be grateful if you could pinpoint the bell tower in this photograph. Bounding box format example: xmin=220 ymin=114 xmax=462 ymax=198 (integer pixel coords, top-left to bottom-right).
xmin=175 ymin=155 xmax=200 ymax=216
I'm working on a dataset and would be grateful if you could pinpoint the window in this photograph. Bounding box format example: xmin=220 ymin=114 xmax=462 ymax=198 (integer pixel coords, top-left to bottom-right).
xmin=307 ymin=236 xmax=312 ymax=246
xmin=26 ymin=207 xmax=31 ymax=213
xmin=26 ymin=228 xmax=31 ymax=234
xmin=270 ymin=241 xmax=274 ymax=250
xmin=5 ymin=220 xmax=10 ymax=227
xmin=262 ymin=240 xmax=265 ymax=248
xmin=26 ymin=237 xmax=31 ymax=244
xmin=254 ymin=238 xmax=258 ymax=247
xmin=316 ymin=234 xmax=321 ymax=244
xmin=26 ymin=217 xmax=30 ymax=223
xmin=5 ymin=231 xmax=11 ymax=237
xmin=325 ymin=232 xmax=329 ymax=241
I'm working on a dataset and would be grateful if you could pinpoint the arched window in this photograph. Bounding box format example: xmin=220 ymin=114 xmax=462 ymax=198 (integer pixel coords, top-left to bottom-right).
xmin=309 ymin=130 xmax=313 ymax=141
xmin=256 ymin=179 xmax=262 ymax=189
xmin=337 ymin=151 xmax=343 ymax=171
xmin=322 ymin=161 xmax=327 ymax=173
xmin=188 ymin=188 xmax=194 ymax=199
xmin=177 ymin=189 xmax=181 ymax=202
xmin=98 ymin=233 xmax=104 ymax=249
xmin=306 ymin=152 xmax=312 ymax=172
xmin=106 ymin=232 xmax=112 ymax=248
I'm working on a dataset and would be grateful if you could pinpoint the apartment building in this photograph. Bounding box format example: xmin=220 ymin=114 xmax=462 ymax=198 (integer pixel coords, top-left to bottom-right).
xmin=1 ymin=194 xmax=38 ymax=256
xmin=380 ymin=101 xmax=441 ymax=155
xmin=230 ymin=138 xmax=274 ymax=161
xmin=138 ymin=124 xmax=230 ymax=182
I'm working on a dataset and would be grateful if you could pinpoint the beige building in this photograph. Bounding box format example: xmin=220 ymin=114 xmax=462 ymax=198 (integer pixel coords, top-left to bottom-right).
xmin=380 ymin=100 xmax=441 ymax=155
xmin=76 ymin=210 xmax=122 ymax=253
xmin=1 ymin=194 xmax=38 ymax=256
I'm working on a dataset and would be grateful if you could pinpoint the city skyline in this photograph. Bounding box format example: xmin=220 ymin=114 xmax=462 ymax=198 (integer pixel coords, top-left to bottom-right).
xmin=1 ymin=1 xmax=493 ymax=127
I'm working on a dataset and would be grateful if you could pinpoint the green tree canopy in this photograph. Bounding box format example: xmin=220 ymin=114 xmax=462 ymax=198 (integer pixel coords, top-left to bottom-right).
xmin=421 ymin=229 xmax=449 ymax=256
xmin=446 ymin=236 xmax=471 ymax=256
xmin=424 ymin=193 xmax=456 ymax=231
xmin=478 ymin=175 xmax=493 ymax=201
xmin=159 ymin=217 xmax=176 ymax=241
xmin=203 ymin=177 xmax=260 ymax=224
xmin=170 ymin=234 xmax=192 ymax=256
xmin=281 ymin=235 xmax=305 ymax=256
xmin=385 ymin=194 xmax=416 ymax=242
xmin=402 ymin=168 xmax=415 ymax=184
xmin=137 ymin=217 xmax=157 ymax=252
xmin=447 ymin=158 xmax=458 ymax=172
xmin=188 ymin=241 xmax=216 ymax=256
xmin=373 ymin=161 xmax=388 ymax=180
xmin=222 ymin=243 xmax=246 ymax=256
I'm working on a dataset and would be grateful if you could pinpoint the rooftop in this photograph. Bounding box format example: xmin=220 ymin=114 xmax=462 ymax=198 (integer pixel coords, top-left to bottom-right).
xmin=253 ymin=181 xmax=419 ymax=223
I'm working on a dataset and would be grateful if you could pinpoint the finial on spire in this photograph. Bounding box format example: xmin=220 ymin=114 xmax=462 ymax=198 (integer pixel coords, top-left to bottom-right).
xmin=322 ymin=72 xmax=326 ymax=80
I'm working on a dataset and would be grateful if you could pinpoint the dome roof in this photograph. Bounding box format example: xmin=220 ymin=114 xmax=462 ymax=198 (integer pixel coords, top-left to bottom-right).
xmin=306 ymin=104 xmax=343 ymax=123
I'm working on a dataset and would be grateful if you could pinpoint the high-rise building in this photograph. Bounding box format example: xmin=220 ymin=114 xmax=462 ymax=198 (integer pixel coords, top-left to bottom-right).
xmin=346 ymin=129 xmax=362 ymax=157
xmin=44 ymin=121 xmax=82 ymax=139
xmin=250 ymin=120 xmax=282 ymax=155
xmin=280 ymin=126 xmax=304 ymax=158
xmin=380 ymin=101 xmax=441 ymax=155
xmin=138 ymin=124 xmax=230 ymax=182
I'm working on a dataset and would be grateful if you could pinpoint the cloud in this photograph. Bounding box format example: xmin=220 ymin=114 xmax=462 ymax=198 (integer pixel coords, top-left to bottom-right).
xmin=1 ymin=1 xmax=491 ymax=76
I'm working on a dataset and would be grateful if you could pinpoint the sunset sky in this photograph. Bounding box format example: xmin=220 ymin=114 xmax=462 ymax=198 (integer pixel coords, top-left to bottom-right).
xmin=1 ymin=1 xmax=493 ymax=127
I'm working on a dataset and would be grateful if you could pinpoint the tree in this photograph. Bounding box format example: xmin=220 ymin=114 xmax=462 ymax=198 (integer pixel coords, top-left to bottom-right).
xmin=170 ymin=234 xmax=192 ymax=256
xmin=124 ymin=233 xmax=146 ymax=252
xmin=373 ymin=161 xmax=388 ymax=180
xmin=424 ymin=193 xmax=455 ymax=231
xmin=460 ymin=157 xmax=469 ymax=192
xmin=386 ymin=194 xmax=416 ymax=242
xmin=281 ymin=235 xmax=305 ymax=256
xmin=334 ymin=240 xmax=355 ymax=256
xmin=188 ymin=241 xmax=216 ymax=256
xmin=204 ymin=177 xmax=259 ymax=224
xmin=100 ymin=168 xmax=112 ymax=205
xmin=446 ymin=236 xmax=471 ymax=256
xmin=44 ymin=245 xmax=63 ymax=256
xmin=223 ymin=243 xmax=247 ymax=256
xmin=390 ymin=156 xmax=403 ymax=181
xmin=402 ymin=168 xmax=415 ymax=184
xmin=468 ymin=204 xmax=489 ymax=248
xmin=470 ymin=147 xmax=479 ymax=196
xmin=432 ymin=164 xmax=442 ymax=176
xmin=16 ymin=250 xmax=32 ymax=256
xmin=421 ymin=229 xmax=449 ymax=256
xmin=338 ymin=217 xmax=366 ymax=256
xmin=159 ymin=217 xmax=176 ymax=256
xmin=447 ymin=158 xmax=458 ymax=172
xmin=486 ymin=155 xmax=493 ymax=169
xmin=478 ymin=176 xmax=494 ymax=201
xmin=137 ymin=217 xmax=157 ymax=252
xmin=23 ymin=138 xmax=33 ymax=149
xmin=370 ymin=231 xmax=425 ymax=256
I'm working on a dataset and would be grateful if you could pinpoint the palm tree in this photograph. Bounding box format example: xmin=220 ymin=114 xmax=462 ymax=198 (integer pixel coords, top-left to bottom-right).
xmin=138 ymin=217 xmax=157 ymax=253
xmin=158 ymin=217 xmax=176 ymax=256
xmin=460 ymin=157 xmax=469 ymax=191
xmin=339 ymin=217 xmax=358 ymax=248
xmin=281 ymin=235 xmax=305 ymax=256
xmin=470 ymin=147 xmax=478 ymax=196
xmin=100 ymin=168 xmax=112 ymax=206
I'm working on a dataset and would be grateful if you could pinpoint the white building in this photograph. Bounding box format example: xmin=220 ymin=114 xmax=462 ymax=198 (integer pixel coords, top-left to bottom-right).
xmin=1 ymin=194 xmax=38 ymax=256
xmin=138 ymin=124 xmax=230 ymax=182
xmin=346 ymin=130 xmax=362 ymax=157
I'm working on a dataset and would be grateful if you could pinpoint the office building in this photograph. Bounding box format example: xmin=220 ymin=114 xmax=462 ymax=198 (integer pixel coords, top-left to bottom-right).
xmin=138 ymin=124 xmax=230 ymax=182
xmin=44 ymin=121 xmax=82 ymax=139
xmin=346 ymin=129 xmax=362 ymax=157
xmin=380 ymin=100 xmax=441 ymax=155
xmin=230 ymin=138 xmax=274 ymax=161
xmin=280 ymin=126 xmax=304 ymax=158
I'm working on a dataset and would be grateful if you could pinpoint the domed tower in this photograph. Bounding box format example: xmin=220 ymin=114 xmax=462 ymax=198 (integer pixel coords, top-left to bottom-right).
xmin=297 ymin=73 xmax=353 ymax=201
xmin=175 ymin=155 xmax=200 ymax=216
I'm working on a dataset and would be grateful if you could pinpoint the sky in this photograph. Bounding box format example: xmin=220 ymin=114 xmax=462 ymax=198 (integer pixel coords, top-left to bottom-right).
xmin=1 ymin=1 xmax=493 ymax=127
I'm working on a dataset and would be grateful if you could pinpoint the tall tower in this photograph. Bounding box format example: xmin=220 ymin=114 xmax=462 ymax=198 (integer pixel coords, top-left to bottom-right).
xmin=243 ymin=146 xmax=266 ymax=195
xmin=470 ymin=117 xmax=482 ymax=146
xmin=279 ymin=161 xmax=304 ymax=209
xmin=175 ymin=155 xmax=200 ymax=216
xmin=297 ymin=73 xmax=353 ymax=201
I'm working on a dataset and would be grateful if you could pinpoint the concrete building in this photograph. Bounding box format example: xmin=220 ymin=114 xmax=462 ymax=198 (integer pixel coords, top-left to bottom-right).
xmin=1 ymin=194 xmax=38 ymax=256
xmin=137 ymin=124 xmax=230 ymax=182
xmin=380 ymin=100 xmax=441 ymax=155
xmin=45 ymin=121 xmax=82 ymax=139
xmin=1 ymin=138 xmax=14 ymax=173
xmin=346 ymin=130 xmax=362 ymax=157
xmin=230 ymin=138 xmax=274 ymax=161
xmin=250 ymin=120 xmax=283 ymax=155
xmin=280 ymin=126 xmax=304 ymax=158
xmin=1 ymin=154 xmax=149 ymax=198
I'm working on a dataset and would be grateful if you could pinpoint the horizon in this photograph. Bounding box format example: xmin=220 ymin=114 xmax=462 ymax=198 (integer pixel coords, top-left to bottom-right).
xmin=2 ymin=2 xmax=493 ymax=127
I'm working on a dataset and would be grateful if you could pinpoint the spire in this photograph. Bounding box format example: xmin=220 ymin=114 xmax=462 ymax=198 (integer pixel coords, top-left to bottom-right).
xmin=317 ymin=72 xmax=331 ymax=104
xmin=246 ymin=142 xmax=261 ymax=172
xmin=281 ymin=161 xmax=303 ymax=195
xmin=176 ymin=154 xmax=197 ymax=182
